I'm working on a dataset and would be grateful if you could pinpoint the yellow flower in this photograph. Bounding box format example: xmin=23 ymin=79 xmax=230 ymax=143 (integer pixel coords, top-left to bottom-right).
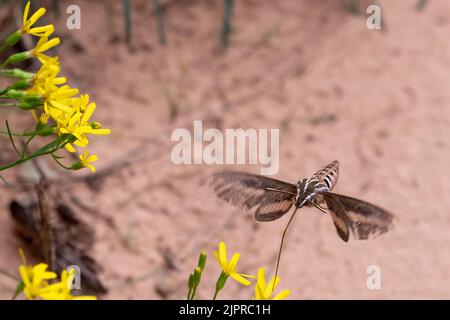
xmin=79 ymin=151 xmax=98 ymax=173
xmin=17 ymin=250 xmax=97 ymax=300
xmin=37 ymin=84 xmax=78 ymax=124
xmin=18 ymin=249 xmax=57 ymax=300
xmin=21 ymin=1 xmax=54 ymax=38
xmin=254 ymin=268 xmax=291 ymax=300
xmin=39 ymin=269 xmax=97 ymax=300
xmin=57 ymin=100 xmax=110 ymax=152
xmin=214 ymin=242 xmax=254 ymax=286
xmin=72 ymin=94 xmax=91 ymax=113
xmin=31 ymin=36 xmax=60 ymax=63
xmin=28 ymin=57 xmax=66 ymax=95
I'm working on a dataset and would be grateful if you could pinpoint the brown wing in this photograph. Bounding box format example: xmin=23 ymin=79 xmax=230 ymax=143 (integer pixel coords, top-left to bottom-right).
xmin=323 ymin=192 xmax=394 ymax=241
xmin=254 ymin=197 xmax=295 ymax=222
xmin=320 ymin=193 xmax=351 ymax=242
xmin=211 ymin=171 xmax=296 ymax=222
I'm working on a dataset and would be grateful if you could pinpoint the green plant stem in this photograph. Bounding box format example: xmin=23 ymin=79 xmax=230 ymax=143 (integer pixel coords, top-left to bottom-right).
xmin=0 ymin=130 xmax=45 ymax=137
xmin=123 ymin=0 xmax=132 ymax=45
xmin=212 ymin=288 xmax=220 ymax=300
xmin=0 ymin=135 xmax=71 ymax=171
xmin=221 ymin=0 xmax=234 ymax=50
xmin=0 ymin=102 xmax=20 ymax=107
xmin=190 ymin=286 xmax=198 ymax=300
xmin=0 ymin=149 xmax=52 ymax=171
xmin=11 ymin=280 xmax=24 ymax=300
xmin=417 ymin=0 xmax=429 ymax=10
xmin=0 ymin=174 xmax=9 ymax=186
xmin=153 ymin=0 xmax=166 ymax=45
xmin=0 ymin=148 xmax=55 ymax=171
xmin=0 ymin=68 xmax=33 ymax=79
xmin=5 ymin=120 xmax=21 ymax=157
xmin=213 ymin=271 xmax=228 ymax=300
xmin=22 ymin=132 xmax=37 ymax=157
xmin=52 ymin=0 xmax=61 ymax=17
xmin=51 ymin=153 xmax=72 ymax=170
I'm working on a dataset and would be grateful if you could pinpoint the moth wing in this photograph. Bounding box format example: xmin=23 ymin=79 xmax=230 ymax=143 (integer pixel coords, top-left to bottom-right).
xmin=324 ymin=192 xmax=394 ymax=241
xmin=211 ymin=171 xmax=296 ymax=221
xmin=255 ymin=197 xmax=294 ymax=222
xmin=321 ymin=193 xmax=350 ymax=242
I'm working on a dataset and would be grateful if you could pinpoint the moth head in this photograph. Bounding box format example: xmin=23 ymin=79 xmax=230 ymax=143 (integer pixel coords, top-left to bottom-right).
xmin=295 ymin=178 xmax=316 ymax=208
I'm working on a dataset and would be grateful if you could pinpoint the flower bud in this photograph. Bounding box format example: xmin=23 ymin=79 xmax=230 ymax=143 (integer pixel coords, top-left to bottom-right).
xmin=215 ymin=272 xmax=228 ymax=291
xmin=197 ymin=250 xmax=207 ymax=271
xmin=188 ymin=273 xmax=195 ymax=289
xmin=3 ymin=30 xmax=22 ymax=48
xmin=71 ymin=161 xmax=83 ymax=171
xmin=37 ymin=126 xmax=55 ymax=136
xmin=0 ymin=68 xmax=33 ymax=79
xmin=10 ymin=79 xmax=30 ymax=91
xmin=5 ymin=89 xmax=26 ymax=99
xmin=193 ymin=267 xmax=202 ymax=286
xmin=2 ymin=51 xmax=31 ymax=66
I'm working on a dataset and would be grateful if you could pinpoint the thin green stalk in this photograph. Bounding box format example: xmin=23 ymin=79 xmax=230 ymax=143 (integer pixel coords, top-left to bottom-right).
xmin=0 ymin=102 xmax=20 ymax=107
xmin=51 ymin=153 xmax=72 ymax=170
xmin=11 ymin=280 xmax=24 ymax=300
xmin=22 ymin=130 xmax=37 ymax=157
xmin=123 ymin=0 xmax=132 ymax=46
xmin=212 ymin=272 xmax=228 ymax=300
xmin=0 ymin=174 xmax=9 ymax=186
xmin=153 ymin=0 xmax=166 ymax=45
xmin=5 ymin=120 xmax=21 ymax=157
xmin=340 ymin=0 xmax=360 ymax=14
xmin=0 ymin=68 xmax=33 ymax=79
xmin=417 ymin=0 xmax=429 ymax=10
xmin=0 ymin=135 xmax=71 ymax=171
xmin=220 ymin=0 xmax=234 ymax=51
xmin=52 ymin=0 xmax=60 ymax=17
xmin=212 ymin=288 xmax=219 ymax=300
xmin=0 ymin=149 xmax=54 ymax=171
xmin=190 ymin=286 xmax=198 ymax=300
xmin=0 ymin=130 xmax=41 ymax=137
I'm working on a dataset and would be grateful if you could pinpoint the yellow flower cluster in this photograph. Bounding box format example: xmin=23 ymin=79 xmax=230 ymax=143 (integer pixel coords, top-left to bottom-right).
xmin=214 ymin=241 xmax=254 ymax=286
xmin=21 ymin=2 xmax=54 ymax=38
xmin=214 ymin=242 xmax=291 ymax=300
xmin=254 ymin=267 xmax=291 ymax=300
xmin=19 ymin=249 xmax=96 ymax=300
xmin=22 ymin=1 xmax=110 ymax=172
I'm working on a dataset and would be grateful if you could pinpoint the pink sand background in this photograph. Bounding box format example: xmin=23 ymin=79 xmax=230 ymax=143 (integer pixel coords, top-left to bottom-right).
xmin=1 ymin=0 xmax=450 ymax=299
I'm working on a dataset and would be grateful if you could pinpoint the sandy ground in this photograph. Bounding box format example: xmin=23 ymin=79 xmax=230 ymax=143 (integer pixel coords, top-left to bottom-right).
xmin=1 ymin=0 xmax=450 ymax=299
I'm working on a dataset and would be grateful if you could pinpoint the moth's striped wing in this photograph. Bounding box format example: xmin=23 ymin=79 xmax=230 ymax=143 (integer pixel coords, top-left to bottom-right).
xmin=211 ymin=171 xmax=297 ymax=222
xmin=323 ymin=192 xmax=394 ymax=242
xmin=320 ymin=193 xmax=351 ymax=241
xmin=312 ymin=160 xmax=339 ymax=191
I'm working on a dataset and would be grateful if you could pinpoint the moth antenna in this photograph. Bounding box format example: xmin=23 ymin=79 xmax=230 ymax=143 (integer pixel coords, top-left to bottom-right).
xmin=265 ymin=187 xmax=296 ymax=196
xmin=308 ymin=200 xmax=328 ymax=214
xmin=273 ymin=207 xmax=298 ymax=292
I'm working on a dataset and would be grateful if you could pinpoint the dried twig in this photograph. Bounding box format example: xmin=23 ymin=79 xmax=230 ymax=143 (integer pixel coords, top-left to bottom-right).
xmin=35 ymin=181 xmax=55 ymax=270
xmin=0 ymin=267 xmax=19 ymax=282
